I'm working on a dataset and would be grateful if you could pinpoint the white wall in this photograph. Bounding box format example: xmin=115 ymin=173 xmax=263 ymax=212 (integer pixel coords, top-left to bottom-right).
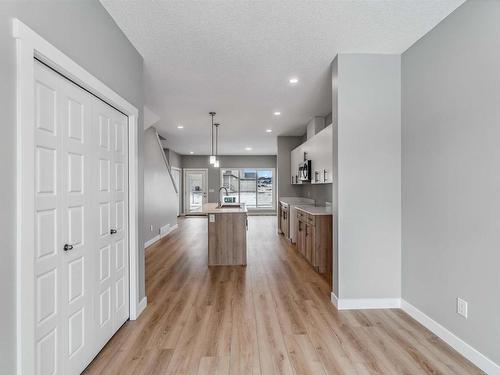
xmin=144 ymin=128 xmax=178 ymax=244
xmin=336 ymin=54 xmax=401 ymax=300
xmin=0 ymin=1 xmax=144 ymax=372
xmin=402 ymin=0 xmax=500 ymax=366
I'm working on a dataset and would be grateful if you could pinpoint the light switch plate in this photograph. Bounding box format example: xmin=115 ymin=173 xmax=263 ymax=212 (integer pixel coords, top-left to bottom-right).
xmin=457 ymin=297 xmax=468 ymax=319
xmin=209 ymin=214 xmax=215 ymax=223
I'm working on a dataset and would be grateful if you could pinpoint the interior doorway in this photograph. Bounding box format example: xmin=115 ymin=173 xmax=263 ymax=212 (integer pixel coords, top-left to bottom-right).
xmin=183 ymin=168 xmax=208 ymax=214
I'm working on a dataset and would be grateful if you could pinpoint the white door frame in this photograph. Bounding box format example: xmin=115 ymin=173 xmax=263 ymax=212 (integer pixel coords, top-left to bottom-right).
xmin=171 ymin=167 xmax=182 ymax=216
xmin=13 ymin=19 xmax=143 ymax=375
xmin=183 ymin=168 xmax=208 ymax=215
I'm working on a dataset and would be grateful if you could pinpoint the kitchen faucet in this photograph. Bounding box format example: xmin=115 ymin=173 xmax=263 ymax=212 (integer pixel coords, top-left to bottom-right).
xmin=218 ymin=186 xmax=229 ymax=207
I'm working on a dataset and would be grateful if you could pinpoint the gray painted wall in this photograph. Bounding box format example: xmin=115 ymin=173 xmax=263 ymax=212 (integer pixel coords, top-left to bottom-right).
xmin=144 ymin=129 xmax=178 ymax=243
xmin=0 ymin=2 xmax=144 ymax=372
xmin=165 ymin=148 xmax=182 ymax=169
xmin=402 ymin=0 xmax=500 ymax=365
xmin=337 ymin=54 xmax=401 ymax=299
xmin=181 ymin=155 xmax=277 ymax=208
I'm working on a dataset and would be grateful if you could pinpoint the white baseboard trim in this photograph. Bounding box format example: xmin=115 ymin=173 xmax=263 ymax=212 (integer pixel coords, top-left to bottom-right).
xmin=330 ymin=292 xmax=339 ymax=308
xmin=144 ymin=223 xmax=179 ymax=248
xmin=159 ymin=223 xmax=170 ymax=237
xmin=330 ymin=294 xmax=401 ymax=310
xmin=135 ymin=297 xmax=147 ymax=319
xmin=162 ymin=223 xmax=178 ymax=238
xmin=144 ymin=234 xmax=160 ymax=248
xmin=401 ymin=300 xmax=500 ymax=375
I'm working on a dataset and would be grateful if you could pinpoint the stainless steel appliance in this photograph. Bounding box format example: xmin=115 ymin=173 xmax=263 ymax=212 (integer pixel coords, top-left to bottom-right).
xmin=298 ymin=160 xmax=312 ymax=182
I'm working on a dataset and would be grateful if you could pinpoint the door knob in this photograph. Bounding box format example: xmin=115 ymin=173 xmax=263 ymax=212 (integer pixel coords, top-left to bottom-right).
xmin=63 ymin=244 xmax=73 ymax=251
xmin=110 ymin=229 xmax=117 ymax=235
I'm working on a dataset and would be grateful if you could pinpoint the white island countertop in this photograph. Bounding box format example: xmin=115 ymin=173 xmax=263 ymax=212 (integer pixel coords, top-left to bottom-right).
xmin=295 ymin=205 xmax=333 ymax=216
xmin=202 ymin=203 xmax=248 ymax=214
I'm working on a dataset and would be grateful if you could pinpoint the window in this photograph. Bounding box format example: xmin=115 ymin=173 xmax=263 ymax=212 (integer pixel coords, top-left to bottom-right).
xmin=220 ymin=168 xmax=274 ymax=209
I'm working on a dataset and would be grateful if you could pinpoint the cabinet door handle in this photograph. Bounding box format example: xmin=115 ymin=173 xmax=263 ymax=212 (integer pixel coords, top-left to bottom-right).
xmin=110 ymin=229 xmax=117 ymax=235
xmin=63 ymin=244 xmax=73 ymax=251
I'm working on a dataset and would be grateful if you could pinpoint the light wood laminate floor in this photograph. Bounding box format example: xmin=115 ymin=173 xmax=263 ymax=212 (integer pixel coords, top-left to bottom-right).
xmin=84 ymin=216 xmax=483 ymax=375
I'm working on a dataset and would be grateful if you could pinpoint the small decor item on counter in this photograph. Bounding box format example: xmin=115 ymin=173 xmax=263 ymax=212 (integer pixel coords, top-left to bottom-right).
xmin=315 ymin=171 xmax=319 ymax=183
xmin=323 ymin=169 xmax=328 ymax=182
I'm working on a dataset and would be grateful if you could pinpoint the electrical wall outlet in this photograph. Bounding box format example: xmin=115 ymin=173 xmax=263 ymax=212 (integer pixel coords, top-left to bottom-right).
xmin=457 ymin=298 xmax=468 ymax=319
xmin=150 ymin=225 xmax=154 ymax=232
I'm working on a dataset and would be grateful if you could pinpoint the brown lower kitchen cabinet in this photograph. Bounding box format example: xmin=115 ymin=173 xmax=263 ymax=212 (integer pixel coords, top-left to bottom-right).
xmin=278 ymin=201 xmax=290 ymax=238
xmin=296 ymin=207 xmax=332 ymax=286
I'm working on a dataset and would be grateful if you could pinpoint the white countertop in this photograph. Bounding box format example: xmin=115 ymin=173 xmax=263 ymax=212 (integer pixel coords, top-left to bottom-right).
xmin=202 ymin=203 xmax=248 ymax=214
xmin=279 ymin=197 xmax=315 ymax=206
xmin=295 ymin=205 xmax=332 ymax=216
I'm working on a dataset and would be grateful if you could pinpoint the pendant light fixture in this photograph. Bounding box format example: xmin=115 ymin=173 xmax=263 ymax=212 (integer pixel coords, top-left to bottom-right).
xmin=209 ymin=112 xmax=216 ymax=164
xmin=214 ymin=122 xmax=220 ymax=168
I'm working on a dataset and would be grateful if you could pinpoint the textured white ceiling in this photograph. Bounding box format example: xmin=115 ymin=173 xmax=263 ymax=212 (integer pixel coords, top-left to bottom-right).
xmin=101 ymin=0 xmax=464 ymax=155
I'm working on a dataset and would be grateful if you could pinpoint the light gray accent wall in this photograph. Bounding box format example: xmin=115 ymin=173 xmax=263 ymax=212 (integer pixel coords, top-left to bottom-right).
xmin=0 ymin=2 xmax=143 ymax=372
xmin=402 ymin=0 xmax=500 ymax=365
xmin=181 ymin=155 xmax=277 ymax=206
xmin=167 ymin=149 xmax=182 ymax=169
xmin=324 ymin=112 xmax=333 ymax=126
xmin=277 ymin=136 xmax=303 ymax=199
xmin=337 ymin=54 xmax=401 ymax=299
xmin=144 ymin=128 xmax=178 ymax=243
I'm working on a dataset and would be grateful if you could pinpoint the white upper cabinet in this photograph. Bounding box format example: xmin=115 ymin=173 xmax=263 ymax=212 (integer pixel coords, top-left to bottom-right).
xmin=291 ymin=124 xmax=333 ymax=184
xmin=290 ymin=146 xmax=302 ymax=184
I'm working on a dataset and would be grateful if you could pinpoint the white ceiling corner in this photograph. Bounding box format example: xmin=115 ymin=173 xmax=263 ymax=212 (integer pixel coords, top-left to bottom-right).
xmin=102 ymin=0 xmax=465 ymax=155
xmin=143 ymin=105 xmax=160 ymax=130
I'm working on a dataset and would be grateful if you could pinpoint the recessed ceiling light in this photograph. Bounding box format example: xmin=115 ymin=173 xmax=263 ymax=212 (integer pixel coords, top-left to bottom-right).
xmin=189 ymin=151 xmax=194 ymax=154
xmin=245 ymin=147 xmax=252 ymax=151
xmin=273 ymin=111 xmax=281 ymax=116
xmin=266 ymin=129 xmax=272 ymax=133
xmin=177 ymin=125 xmax=184 ymax=129
xmin=289 ymin=77 xmax=299 ymax=84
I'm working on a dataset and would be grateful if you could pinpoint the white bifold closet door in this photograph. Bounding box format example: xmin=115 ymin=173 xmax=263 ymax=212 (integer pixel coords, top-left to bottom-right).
xmin=34 ymin=61 xmax=129 ymax=375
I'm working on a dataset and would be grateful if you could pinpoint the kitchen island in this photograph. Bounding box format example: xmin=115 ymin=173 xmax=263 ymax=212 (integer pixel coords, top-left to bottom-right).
xmin=203 ymin=203 xmax=248 ymax=266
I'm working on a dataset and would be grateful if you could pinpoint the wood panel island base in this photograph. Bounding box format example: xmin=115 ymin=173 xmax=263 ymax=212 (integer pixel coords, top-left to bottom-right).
xmin=203 ymin=203 xmax=248 ymax=266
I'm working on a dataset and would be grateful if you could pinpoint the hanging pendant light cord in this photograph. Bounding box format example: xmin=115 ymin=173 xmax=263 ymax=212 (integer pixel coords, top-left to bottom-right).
xmin=216 ymin=124 xmax=219 ymax=156
xmin=209 ymin=112 xmax=216 ymax=157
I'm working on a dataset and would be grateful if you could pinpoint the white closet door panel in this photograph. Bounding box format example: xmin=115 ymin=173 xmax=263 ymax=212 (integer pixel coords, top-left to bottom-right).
xmin=58 ymin=71 xmax=95 ymax=374
xmin=111 ymin=112 xmax=129 ymax=329
xmin=94 ymin=105 xmax=116 ymax=348
xmin=34 ymin=60 xmax=129 ymax=375
xmin=34 ymin=62 xmax=64 ymax=375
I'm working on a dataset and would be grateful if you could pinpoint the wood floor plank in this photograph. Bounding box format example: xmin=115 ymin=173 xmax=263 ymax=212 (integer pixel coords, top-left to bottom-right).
xmin=83 ymin=216 xmax=484 ymax=375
